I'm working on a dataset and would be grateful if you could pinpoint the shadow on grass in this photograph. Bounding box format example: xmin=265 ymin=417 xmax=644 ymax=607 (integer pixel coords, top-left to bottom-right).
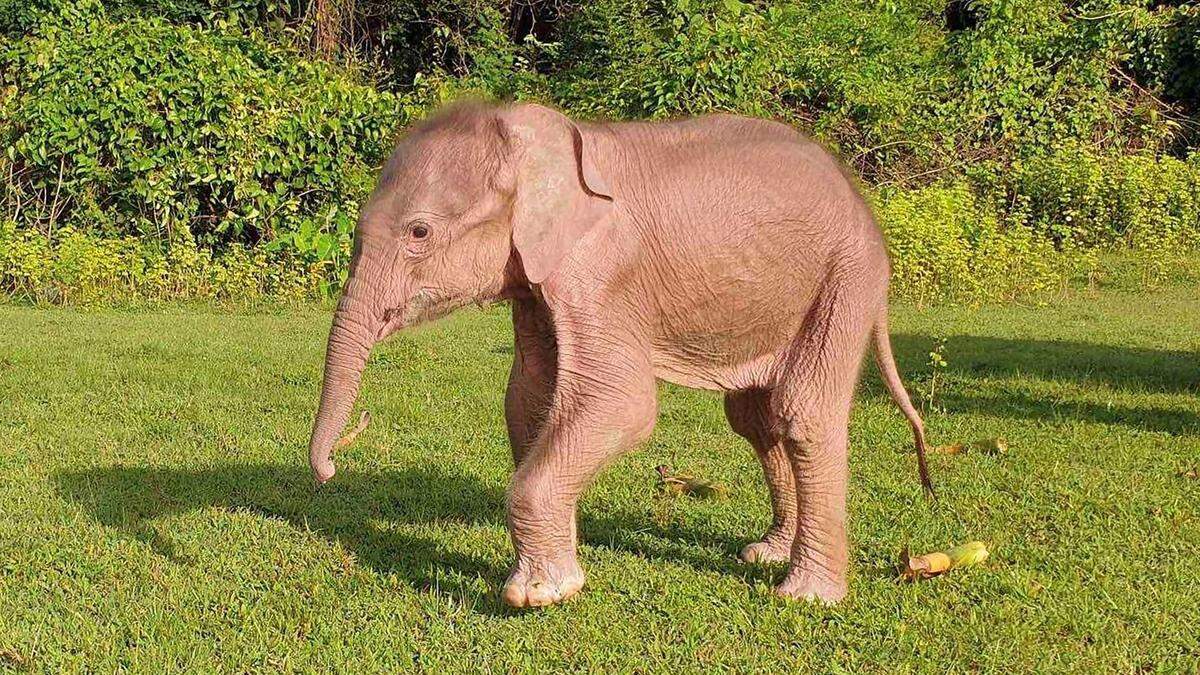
xmin=53 ymin=463 xmax=766 ymax=615
xmin=52 ymin=334 xmax=1196 ymax=614
xmin=875 ymin=334 xmax=1200 ymax=435
xmin=891 ymin=334 xmax=1199 ymax=394
xmin=54 ymin=463 xmax=515 ymax=612
xmin=939 ymin=390 xmax=1199 ymax=435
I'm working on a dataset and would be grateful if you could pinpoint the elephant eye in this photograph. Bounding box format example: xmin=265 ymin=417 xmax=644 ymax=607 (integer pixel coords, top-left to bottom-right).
xmin=410 ymin=223 xmax=430 ymax=240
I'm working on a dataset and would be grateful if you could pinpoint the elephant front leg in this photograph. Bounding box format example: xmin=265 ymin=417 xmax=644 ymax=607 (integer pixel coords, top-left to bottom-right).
xmin=502 ymin=346 xmax=658 ymax=608
xmin=504 ymin=298 xmax=557 ymax=468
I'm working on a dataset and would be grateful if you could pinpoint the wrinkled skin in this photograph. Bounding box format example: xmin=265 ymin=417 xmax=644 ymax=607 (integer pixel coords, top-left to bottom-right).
xmin=308 ymin=102 xmax=932 ymax=608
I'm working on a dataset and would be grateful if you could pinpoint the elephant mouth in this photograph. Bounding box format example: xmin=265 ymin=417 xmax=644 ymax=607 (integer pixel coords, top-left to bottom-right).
xmin=376 ymin=306 xmax=409 ymax=340
xmin=376 ymin=291 xmax=465 ymax=340
xmin=412 ymin=292 xmax=478 ymax=325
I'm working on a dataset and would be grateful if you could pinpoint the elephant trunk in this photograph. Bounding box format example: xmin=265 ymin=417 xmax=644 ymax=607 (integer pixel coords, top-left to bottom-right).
xmin=308 ymin=287 xmax=379 ymax=483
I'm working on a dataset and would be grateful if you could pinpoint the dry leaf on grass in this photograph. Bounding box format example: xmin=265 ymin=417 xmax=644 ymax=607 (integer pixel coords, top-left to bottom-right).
xmin=0 ymin=648 xmax=30 ymax=670
xmin=975 ymin=437 xmax=1009 ymax=455
xmin=900 ymin=541 xmax=990 ymax=580
xmin=655 ymin=465 xmax=728 ymax=499
xmin=335 ymin=411 xmax=372 ymax=450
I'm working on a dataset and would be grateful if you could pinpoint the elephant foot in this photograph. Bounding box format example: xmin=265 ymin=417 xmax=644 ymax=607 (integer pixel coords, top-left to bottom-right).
xmin=773 ymin=570 xmax=847 ymax=605
xmin=738 ymin=532 xmax=793 ymax=564
xmin=501 ymin=556 xmax=585 ymax=608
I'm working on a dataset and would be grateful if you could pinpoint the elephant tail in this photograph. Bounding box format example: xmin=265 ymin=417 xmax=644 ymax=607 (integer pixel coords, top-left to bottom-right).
xmin=872 ymin=312 xmax=935 ymax=498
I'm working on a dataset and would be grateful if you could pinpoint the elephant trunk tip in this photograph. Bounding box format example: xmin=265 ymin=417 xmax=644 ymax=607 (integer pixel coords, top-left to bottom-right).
xmin=310 ymin=441 xmax=337 ymax=483
xmin=311 ymin=457 xmax=336 ymax=484
xmin=309 ymin=411 xmax=370 ymax=483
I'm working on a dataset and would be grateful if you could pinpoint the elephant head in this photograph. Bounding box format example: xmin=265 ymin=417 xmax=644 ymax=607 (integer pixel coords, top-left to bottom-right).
xmin=308 ymin=102 xmax=613 ymax=482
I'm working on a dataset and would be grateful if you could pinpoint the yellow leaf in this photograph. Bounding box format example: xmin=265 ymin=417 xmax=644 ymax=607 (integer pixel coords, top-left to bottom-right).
xmin=900 ymin=541 xmax=990 ymax=580
xmin=335 ymin=411 xmax=371 ymax=450
xmin=973 ymin=437 xmax=1008 ymax=455
xmin=944 ymin=541 xmax=990 ymax=566
xmin=655 ymin=465 xmax=727 ymax=499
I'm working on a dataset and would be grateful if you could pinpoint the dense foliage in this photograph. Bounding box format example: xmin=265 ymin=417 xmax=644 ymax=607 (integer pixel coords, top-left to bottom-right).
xmin=0 ymin=0 xmax=418 ymax=298
xmin=1 ymin=0 xmax=1198 ymax=304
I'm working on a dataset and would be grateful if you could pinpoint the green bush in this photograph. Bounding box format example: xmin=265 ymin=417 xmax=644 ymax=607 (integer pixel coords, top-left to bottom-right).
xmin=363 ymin=0 xmax=542 ymax=93
xmin=0 ymin=0 xmax=293 ymax=34
xmin=548 ymin=0 xmax=788 ymax=119
xmin=1126 ymin=3 xmax=1200 ymax=126
xmin=0 ymin=221 xmax=322 ymax=303
xmin=542 ymin=0 xmax=1190 ymax=181
xmin=547 ymin=1 xmax=946 ymax=129
xmin=0 ymin=0 xmax=103 ymax=36
xmin=876 ymin=183 xmax=1095 ymax=307
xmin=0 ymin=2 xmax=411 ymax=289
xmin=2 ymin=0 xmax=1199 ymax=306
xmin=1008 ymin=147 xmax=1200 ymax=249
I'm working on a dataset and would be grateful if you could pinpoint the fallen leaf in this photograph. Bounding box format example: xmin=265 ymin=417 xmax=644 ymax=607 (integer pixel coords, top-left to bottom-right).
xmin=900 ymin=541 xmax=990 ymax=580
xmin=932 ymin=442 xmax=965 ymax=454
xmin=680 ymin=477 xmax=727 ymax=499
xmin=0 ymin=648 xmax=29 ymax=669
xmin=974 ymin=437 xmax=1009 ymax=455
xmin=335 ymin=411 xmax=371 ymax=450
xmin=900 ymin=548 xmax=951 ymax=579
xmin=1178 ymin=466 xmax=1199 ymax=480
xmin=655 ymin=465 xmax=727 ymax=499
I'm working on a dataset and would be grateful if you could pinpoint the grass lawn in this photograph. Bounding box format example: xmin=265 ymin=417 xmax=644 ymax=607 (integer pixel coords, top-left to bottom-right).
xmin=1 ymin=285 xmax=1198 ymax=672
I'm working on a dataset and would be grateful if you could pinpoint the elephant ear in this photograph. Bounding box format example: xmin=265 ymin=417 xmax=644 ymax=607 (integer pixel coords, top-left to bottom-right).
xmin=499 ymin=104 xmax=613 ymax=285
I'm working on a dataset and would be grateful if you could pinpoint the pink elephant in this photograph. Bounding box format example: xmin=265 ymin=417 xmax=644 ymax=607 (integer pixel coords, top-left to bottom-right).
xmin=308 ymin=102 xmax=932 ymax=608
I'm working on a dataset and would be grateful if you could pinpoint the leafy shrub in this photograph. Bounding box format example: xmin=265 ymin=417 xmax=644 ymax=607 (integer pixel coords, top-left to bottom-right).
xmin=2 ymin=0 xmax=1199 ymax=306
xmin=100 ymin=0 xmax=299 ymax=27
xmin=543 ymin=0 xmax=1189 ymax=182
xmin=0 ymin=0 xmax=290 ymax=35
xmin=0 ymin=2 xmax=411 ymax=288
xmin=766 ymin=0 xmax=948 ymax=174
xmin=0 ymin=0 xmax=104 ymax=36
xmin=876 ymin=183 xmax=1095 ymax=307
xmin=364 ymin=0 xmax=543 ymax=92
xmin=547 ymin=0 xmax=945 ymax=123
xmin=548 ymin=0 xmax=790 ymax=119
xmin=937 ymin=0 xmax=1127 ymax=157
xmin=1008 ymin=147 xmax=1200 ymax=249
xmin=0 ymin=221 xmax=322 ymax=303
xmin=1126 ymin=3 xmax=1200 ymax=122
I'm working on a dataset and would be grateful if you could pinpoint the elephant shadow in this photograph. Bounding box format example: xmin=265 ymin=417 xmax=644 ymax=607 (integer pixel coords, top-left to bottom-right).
xmin=876 ymin=334 xmax=1200 ymax=435
xmin=52 ymin=462 xmax=764 ymax=615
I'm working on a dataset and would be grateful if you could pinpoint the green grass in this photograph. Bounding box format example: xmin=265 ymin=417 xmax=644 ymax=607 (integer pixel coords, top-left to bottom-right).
xmin=1 ymin=286 xmax=1198 ymax=672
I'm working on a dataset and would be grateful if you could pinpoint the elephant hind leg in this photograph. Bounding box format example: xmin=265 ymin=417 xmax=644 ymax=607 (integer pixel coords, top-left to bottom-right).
xmin=771 ymin=273 xmax=879 ymax=604
xmin=724 ymin=389 xmax=795 ymax=564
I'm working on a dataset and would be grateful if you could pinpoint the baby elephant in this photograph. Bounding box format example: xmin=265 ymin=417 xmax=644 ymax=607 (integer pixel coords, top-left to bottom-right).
xmin=307 ymin=102 xmax=932 ymax=608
